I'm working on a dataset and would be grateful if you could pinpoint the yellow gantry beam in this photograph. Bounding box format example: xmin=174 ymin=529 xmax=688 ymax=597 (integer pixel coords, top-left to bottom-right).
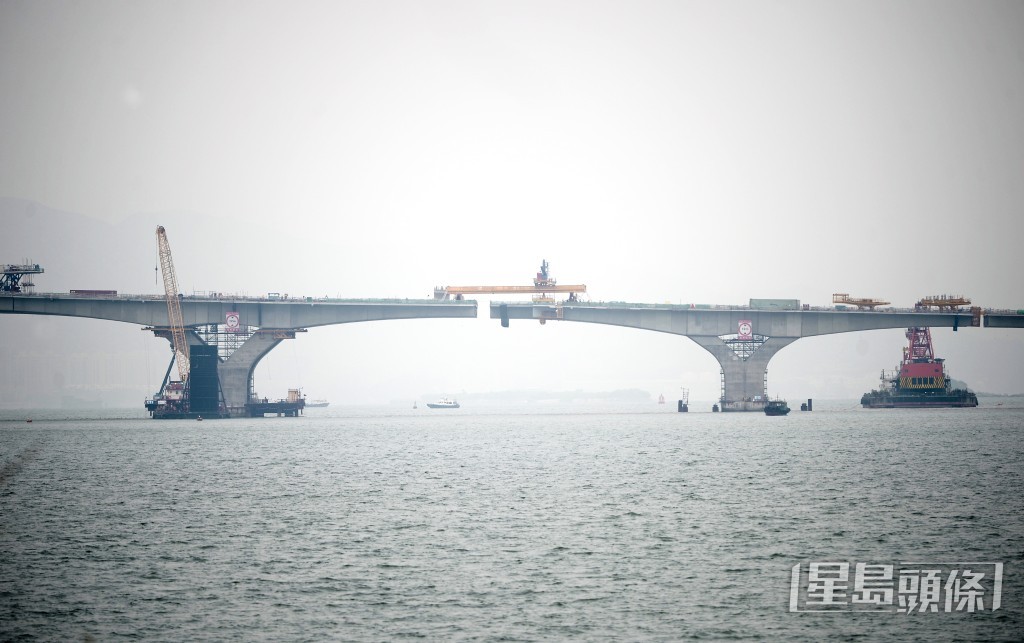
xmin=444 ymin=284 xmax=587 ymax=294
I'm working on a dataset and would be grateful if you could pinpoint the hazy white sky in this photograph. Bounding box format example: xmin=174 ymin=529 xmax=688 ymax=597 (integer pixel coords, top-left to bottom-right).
xmin=2 ymin=1 xmax=1023 ymax=405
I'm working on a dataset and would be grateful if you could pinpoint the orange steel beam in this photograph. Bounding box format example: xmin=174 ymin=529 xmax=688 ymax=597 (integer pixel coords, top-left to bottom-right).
xmin=444 ymin=284 xmax=586 ymax=294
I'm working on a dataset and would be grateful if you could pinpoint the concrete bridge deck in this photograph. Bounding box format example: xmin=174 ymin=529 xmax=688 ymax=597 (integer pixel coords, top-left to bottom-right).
xmin=1 ymin=292 xmax=477 ymax=416
xmin=0 ymin=292 xmax=478 ymax=328
xmin=3 ymin=291 xmax=1020 ymax=415
xmin=489 ymin=301 xmax=1023 ymax=411
xmin=487 ymin=300 xmax=1022 ymax=335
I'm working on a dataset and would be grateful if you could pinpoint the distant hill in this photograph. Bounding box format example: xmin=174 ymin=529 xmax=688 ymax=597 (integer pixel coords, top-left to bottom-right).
xmin=946 ymin=379 xmax=1024 ymax=397
xmin=428 ymin=389 xmax=653 ymax=404
xmin=948 ymin=378 xmax=972 ymax=392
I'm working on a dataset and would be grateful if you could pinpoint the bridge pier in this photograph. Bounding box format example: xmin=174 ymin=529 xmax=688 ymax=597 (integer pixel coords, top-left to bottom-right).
xmin=219 ymin=331 xmax=289 ymax=417
xmin=485 ymin=301 xmax=994 ymax=413
xmin=2 ymin=294 xmax=477 ymax=417
xmin=151 ymin=327 xmax=297 ymax=417
xmin=689 ymin=335 xmax=796 ymax=412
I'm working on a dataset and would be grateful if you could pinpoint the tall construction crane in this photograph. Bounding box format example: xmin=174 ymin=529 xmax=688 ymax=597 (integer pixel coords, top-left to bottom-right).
xmin=156 ymin=226 xmax=189 ymax=383
xmin=1 ymin=263 xmax=44 ymax=292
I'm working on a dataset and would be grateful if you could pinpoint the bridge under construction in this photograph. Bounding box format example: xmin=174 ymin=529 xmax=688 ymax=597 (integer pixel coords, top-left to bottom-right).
xmin=2 ymin=252 xmax=1022 ymax=415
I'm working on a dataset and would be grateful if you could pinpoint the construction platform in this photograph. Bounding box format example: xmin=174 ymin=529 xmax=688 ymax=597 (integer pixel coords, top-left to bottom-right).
xmin=245 ymin=397 xmax=306 ymax=417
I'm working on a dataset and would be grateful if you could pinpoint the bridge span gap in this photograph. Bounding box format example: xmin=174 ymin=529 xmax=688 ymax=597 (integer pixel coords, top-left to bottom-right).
xmin=3 ymin=292 xmax=1021 ymax=415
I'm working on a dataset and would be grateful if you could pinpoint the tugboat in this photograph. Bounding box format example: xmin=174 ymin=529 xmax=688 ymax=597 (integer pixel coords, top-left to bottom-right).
xmin=764 ymin=399 xmax=790 ymax=416
xmin=861 ymin=327 xmax=978 ymax=408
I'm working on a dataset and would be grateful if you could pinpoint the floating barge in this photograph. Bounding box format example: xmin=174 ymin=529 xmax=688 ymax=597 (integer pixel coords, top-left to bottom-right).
xmin=861 ymin=327 xmax=978 ymax=409
xmin=246 ymin=389 xmax=307 ymax=417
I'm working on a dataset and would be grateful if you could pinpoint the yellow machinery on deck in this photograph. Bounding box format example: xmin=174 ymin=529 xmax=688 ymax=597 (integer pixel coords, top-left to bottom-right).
xmin=832 ymin=293 xmax=891 ymax=310
xmin=916 ymin=294 xmax=972 ymax=310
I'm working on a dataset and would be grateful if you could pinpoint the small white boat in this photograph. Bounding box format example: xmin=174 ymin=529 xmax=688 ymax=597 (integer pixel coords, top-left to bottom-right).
xmin=426 ymin=397 xmax=460 ymax=409
xmin=306 ymin=399 xmax=329 ymax=408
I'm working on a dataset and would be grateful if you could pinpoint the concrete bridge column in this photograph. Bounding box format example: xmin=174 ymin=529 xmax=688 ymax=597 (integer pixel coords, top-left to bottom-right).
xmin=219 ymin=331 xmax=288 ymax=417
xmin=150 ymin=325 xmax=299 ymax=417
xmin=688 ymin=335 xmax=797 ymax=411
xmin=152 ymin=327 xmax=297 ymax=416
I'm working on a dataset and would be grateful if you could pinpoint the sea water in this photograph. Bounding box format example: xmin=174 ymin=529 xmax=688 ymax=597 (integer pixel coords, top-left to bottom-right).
xmin=1 ymin=400 xmax=1022 ymax=641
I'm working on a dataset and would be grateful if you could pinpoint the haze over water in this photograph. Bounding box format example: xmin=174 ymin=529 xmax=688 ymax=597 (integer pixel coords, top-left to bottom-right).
xmin=2 ymin=402 xmax=1021 ymax=640
xmin=4 ymin=2 xmax=1023 ymax=638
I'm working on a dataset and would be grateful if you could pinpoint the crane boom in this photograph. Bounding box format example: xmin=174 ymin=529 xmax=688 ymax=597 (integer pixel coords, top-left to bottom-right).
xmin=156 ymin=226 xmax=189 ymax=382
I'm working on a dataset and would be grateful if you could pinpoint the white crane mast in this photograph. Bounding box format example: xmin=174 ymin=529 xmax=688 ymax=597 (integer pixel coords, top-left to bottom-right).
xmin=156 ymin=226 xmax=189 ymax=382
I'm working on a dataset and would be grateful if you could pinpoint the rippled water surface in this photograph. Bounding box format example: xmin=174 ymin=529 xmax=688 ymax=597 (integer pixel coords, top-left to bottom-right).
xmin=2 ymin=402 xmax=1023 ymax=640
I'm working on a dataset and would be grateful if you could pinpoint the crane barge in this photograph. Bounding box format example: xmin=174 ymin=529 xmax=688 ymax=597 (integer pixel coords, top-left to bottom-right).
xmin=145 ymin=226 xmax=229 ymax=419
xmin=144 ymin=227 xmax=306 ymax=419
xmin=860 ymin=326 xmax=978 ymax=408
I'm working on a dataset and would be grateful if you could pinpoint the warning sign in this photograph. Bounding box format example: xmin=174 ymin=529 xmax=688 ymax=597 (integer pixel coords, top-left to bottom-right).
xmin=738 ymin=320 xmax=753 ymax=340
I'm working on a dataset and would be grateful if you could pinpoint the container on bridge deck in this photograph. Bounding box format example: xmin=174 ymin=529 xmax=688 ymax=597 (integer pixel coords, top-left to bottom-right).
xmin=749 ymin=298 xmax=800 ymax=311
xmin=70 ymin=289 xmax=117 ymax=296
